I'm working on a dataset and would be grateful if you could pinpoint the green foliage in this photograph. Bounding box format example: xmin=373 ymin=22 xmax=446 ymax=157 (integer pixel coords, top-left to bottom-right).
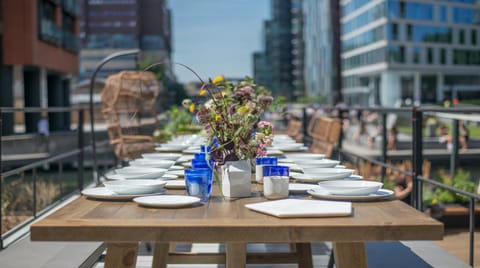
xmin=138 ymin=58 xmax=165 ymax=82
xmin=424 ymin=168 xmax=478 ymax=205
xmin=296 ymin=96 xmax=327 ymax=104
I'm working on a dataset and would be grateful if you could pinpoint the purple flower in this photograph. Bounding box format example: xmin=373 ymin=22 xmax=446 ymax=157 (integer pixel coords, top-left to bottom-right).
xmin=196 ymin=107 xmax=211 ymax=124
xmin=257 ymin=95 xmax=273 ymax=106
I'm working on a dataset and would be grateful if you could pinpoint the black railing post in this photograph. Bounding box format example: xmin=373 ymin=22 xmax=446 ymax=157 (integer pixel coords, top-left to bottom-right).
xmin=32 ymin=168 xmax=37 ymax=217
xmin=381 ymin=113 xmax=387 ymax=183
xmin=469 ymin=198 xmax=475 ymax=266
xmin=77 ymin=109 xmax=84 ymax=191
xmin=0 ymin=108 xmax=3 ymax=249
xmin=412 ymin=107 xmax=423 ymax=210
xmin=450 ymin=119 xmax=459 ymax=178
xmin=302 ymin=107 xmax=308 ymax=144
xmin=337 ymin=109 xmax=344 ymax=157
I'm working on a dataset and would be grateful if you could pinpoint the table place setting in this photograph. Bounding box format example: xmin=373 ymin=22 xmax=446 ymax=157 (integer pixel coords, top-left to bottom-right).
xmin=128 ymin=159 xmax=175 ymax=169
xmin=113 ymin=166 xmax=168 ymax=180
xmin=81 ymin=179 xmax=168 ymax=201
xmin=142 ymin=152 xmax=183 ymax=161
xmin=245 ymin=199 xmax=352 ymax=218
xmin=133 ymin=195 xmax=201 ymax=208
xmin=307 ymin=180 xmax=395 ymax=201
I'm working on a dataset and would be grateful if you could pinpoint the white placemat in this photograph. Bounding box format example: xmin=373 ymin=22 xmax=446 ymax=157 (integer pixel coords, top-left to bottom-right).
xmin=245 ymin=199 xmax=352 ymax=218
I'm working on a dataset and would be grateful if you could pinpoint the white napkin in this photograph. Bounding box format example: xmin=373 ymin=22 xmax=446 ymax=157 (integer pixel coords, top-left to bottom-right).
xmin=245 ymin=199 xmax=352 ymax=218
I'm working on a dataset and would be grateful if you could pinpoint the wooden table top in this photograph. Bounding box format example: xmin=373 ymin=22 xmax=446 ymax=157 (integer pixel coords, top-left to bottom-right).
xmin=31 ymin=184 xmax=443 ymax=244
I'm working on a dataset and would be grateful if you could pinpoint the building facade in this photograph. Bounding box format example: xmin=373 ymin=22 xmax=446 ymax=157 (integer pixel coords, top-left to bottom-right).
xmin=341 ymin=0 xmax=480 ymax=106
xmin=1 ymin=0 xmax=81 ymax=135
xmin=291 ymin=0 xmax=305 ymax=99
xmin=303 ymin=0 xmax=342 ymax=103
xmin=79 ymin=0 xmax=172 ymax=81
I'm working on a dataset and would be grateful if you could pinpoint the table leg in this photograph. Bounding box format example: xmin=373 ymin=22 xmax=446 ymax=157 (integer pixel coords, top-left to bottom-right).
xmin=226 ymin=242 xmax=246 ymax=268
xmin=152 ymin=242 xmax=170 ymax=268
xmin=295 ymin=243 xmax=313 ymax=268
xmin=105 ymin=242 xmax=138 ymax=268
xmin=333 ymin=242 xmax=367 ymax=268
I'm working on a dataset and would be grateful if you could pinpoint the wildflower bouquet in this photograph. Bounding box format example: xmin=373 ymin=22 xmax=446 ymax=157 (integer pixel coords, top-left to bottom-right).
xmin=189 ymin=76 xmax=274 ymax=165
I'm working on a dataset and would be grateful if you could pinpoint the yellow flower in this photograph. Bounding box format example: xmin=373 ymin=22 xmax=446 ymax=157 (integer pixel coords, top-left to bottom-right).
xmin=237 ymin=106 xmax=249 ymax=116
xmin=189 ymin=103 xmax=195 ymax=113
xmin=199 ymin=89 xmax=208 ymax=96
xmin=215 ymin=114 xmax=221 ymax=121
xmin=212 ymin=75 xmax=225 ymax=84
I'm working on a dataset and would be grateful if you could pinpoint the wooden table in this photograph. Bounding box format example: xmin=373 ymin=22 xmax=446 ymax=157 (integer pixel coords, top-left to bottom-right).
xmin=30 ymin=185 xmax=443 ymax=268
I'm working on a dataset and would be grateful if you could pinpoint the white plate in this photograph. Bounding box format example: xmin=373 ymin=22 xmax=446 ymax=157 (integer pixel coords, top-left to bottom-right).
xmin=275 ymin=146 xmax=308 ymax=152
xmin=166 ymin=170 xmax=185 ymax=177
xmin=165 ymin=180 xmax=186 ymax=189
xmin=81 ymin=187 xmax=166 ymax=201
xmin=159 ymin=174 xmax=179 ymax=180
xmin=103 ymin=180 xmax=167 ymax=195
xmin=182 ymin=149 xmax=201 ymax=154
xmin=169 ymin=165 xmax=185 ymax=170
xmin=307 ymin=188 xmax=395 ymax=201
xmin=143 ymin=153 xmax=182 ymax=161
xmin=289 ymin=183 xmax=321 ymax=194
xmin=286 ymin=153 xmax=325 ymax=160
xmin=176 ymin=155 xmax=194 ymax=163
xmin=133 ymin=195 xmax=201 ymax=208
xmin=273 ymin=144 xmax=304 ymax=150
xmin=280 ymin=163 xmax=302 ymax=172
xmin=114 ymin=167 xmax=168 ymax=180
xmin=345 ymin=175 xmax=363 ymax=180
xmin=318 ymin=180 xmax=383 ymax=196
xmin=301 ymin=168 xmax=354 ymax=180
xmin=155 ymin=147 xmax=187 ymax=152
xmin=278 ymin=158 xmax=295 ymax=163
xmin=297 ymin=159 xmax=340 ymax=168
xmin=129 ymin=159 xmax=175 ymax=169
xmin=266 ymin=149 xmax=284 ymax=156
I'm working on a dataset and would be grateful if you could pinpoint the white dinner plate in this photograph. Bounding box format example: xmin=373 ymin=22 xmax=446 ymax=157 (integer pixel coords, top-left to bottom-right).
xmin=275 ymin=146 xmax=308 ymax=152
xmin=81 ymin=187 xmax=166 ymax=201
xmin=169 ymin=165 xmax=185 ymax=170
xmin=182 ymin=149 xmax=201 ymax=154
xmin=290 ymin=170 xmax=354 ymax=182
xmin=159 ymin=174 xmax=179 ymax=180
xmin=278 ymin=158 xmax=295 ymax=163
xmin=266 ymin=149 xmax=284 ymax=156
xmin=297 ymin=159 xmax=340 ymax=168
xmin=288 ymin=183 xmax=321 ymax=194
xmin=105 ymin=174 xmax=178 ymax=181
xmin=307 ymin=188 xmax=395 ymax=202
xmin=176 ymin=155 xmax=194 ymax=163
xmin=279 ymin=163 xmax=302 ymax=172
xmin=103 ymin=180 xmax=166 ymax=195
xmin=286 ymin=153 xmax=325 ymax=161
xmin=129 ymin=159 xmax=175 ymax=169
xmin=166 ymin=170 xmax=185 ymax=177
xmin=143 ymin=153 xmax=182 ymax=161
xmin=165 ymin=180 xmax=186 ymax=189
xmin=133 ymin=195 xmax=201 ymax=208
xmin=301 ymin=168 xmax=354 ymax=179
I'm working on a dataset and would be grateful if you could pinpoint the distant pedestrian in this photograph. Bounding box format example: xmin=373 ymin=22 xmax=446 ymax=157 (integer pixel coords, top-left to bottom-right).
xmin=37 ymin=113 xmax=49 ymax=152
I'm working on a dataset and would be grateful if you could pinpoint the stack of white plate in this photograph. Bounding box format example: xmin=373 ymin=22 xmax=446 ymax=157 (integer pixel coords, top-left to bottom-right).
xmin=297 ymin=159 xmax=340 ymax=169
xmin=142 ymin=153 xmax=182 ymax=161
xmin=103 ymin=180 xmax=167 ymax=195
xmin=291 ymin=168 xmax=354 ymax=182
xmin=286 ymin=153 xmax=325 ymax=161
xmin=317 ymin=180 xmax=383 ymax=196
xmin=115 ymin=166 xmax=167 ymax=179
xmin=129 ymin=159 xmax=175 ymax=169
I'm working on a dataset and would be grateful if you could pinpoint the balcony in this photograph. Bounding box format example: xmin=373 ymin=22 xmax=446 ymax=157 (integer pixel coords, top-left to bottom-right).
xmin=39 ymin=19 xmax=62 ymax=46
xmin=62 ymin=30 xmax=81 ymax=53
xmin=61 ymin=0 xmax=80 ymax=16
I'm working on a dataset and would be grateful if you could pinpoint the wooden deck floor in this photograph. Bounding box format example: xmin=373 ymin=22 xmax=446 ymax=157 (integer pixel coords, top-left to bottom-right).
xmin=436 ymin=228 xmax=480 ymax=265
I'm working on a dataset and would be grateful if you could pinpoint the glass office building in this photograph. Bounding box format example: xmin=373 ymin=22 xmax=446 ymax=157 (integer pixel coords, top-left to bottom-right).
xmin=341 ymin=0 xmax=480 ymax=106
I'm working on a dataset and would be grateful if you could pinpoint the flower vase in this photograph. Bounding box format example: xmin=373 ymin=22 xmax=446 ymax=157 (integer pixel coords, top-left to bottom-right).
xmin=221 ymin=159 xmax=252 ymax=198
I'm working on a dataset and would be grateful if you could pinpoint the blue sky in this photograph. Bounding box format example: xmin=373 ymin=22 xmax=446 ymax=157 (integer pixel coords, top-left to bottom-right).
xmin=168 ymin=0 xmax=271 ymax=83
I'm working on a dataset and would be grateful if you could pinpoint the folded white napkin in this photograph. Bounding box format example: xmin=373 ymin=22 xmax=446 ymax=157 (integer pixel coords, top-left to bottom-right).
xmin=245 ymin=199 xmax=352 ymax=218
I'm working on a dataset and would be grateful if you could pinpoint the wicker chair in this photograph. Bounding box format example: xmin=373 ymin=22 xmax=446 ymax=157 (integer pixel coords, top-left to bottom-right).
xmin=101 ymin=71 xmax=161 ymax=160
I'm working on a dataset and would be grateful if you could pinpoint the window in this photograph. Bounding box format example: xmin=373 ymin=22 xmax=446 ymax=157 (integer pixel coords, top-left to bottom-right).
xmin=388 ymin=45 xmax=405 ymax=63
xmin=412 ymin=47 xmax=421 ymax=63
xmin=342 ymin=25 xmax=385 ymax=52
xmin=342 ymin=3 xmax=386 ymax=34
xmin=390 ymin=23 xmax=398 ymax=40
xmin=410 ymin=25 xmax=452 ymax=43
xmin=427 ymin=47 xmax=434 ymax=64
xmin=459 ymin=29 xmax=465 ymax=44
xmin=454 ymin=49 xmax=480 ymax=65
xmin=453 ymin=8 xmax=475 ymax=24
xmin=472 ymin=29 xmax=477 ymax=45
xmin=440 ymin=6 xmax=447 ymax=22
xmin=342 ymin=48 xmax=386 ymax=70
xmin=407 ymin=24 xmax=413 ymax=40
xmin=440 ymin=49 xmax=447 ymax=64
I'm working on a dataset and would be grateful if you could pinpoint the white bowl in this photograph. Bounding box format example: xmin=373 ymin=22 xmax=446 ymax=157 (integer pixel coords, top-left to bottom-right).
xmin=318 ymin=180 xmax=383 ymax=196
xmin=115 ymin=167 xmax=167 ymax=179
xmin=297 ymin=159 xmax=340 ymax=168
xmin=302 ymin=168 xmax=354 ymax=180
xmin=103 ymin=180 xmax=166 ymax=195
xmin=142 ymin=153 xmax=182 ymax=161
xmin=286 ymin=153 xmax=325 ymax=160
xmin=129 ymin=159 xmax=175 ymax=169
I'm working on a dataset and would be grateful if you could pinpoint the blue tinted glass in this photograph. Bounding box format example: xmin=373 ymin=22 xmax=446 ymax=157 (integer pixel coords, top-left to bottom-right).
xmin=343 ymin=25 xmax=385 ymax=52
xmin=453 ymin=8 xmax=475 ymax=24
xmin=405 ymin=3 xmax=433 ymax=20
xmin=343 ymin=3 xmax=386 ymax=34
xmin=440 ymin=6 xmax=447 ymax=22
xmin=342 ymin=0 xmax=372 ymax=15
xmin=409 ymin=25 xmax=452 ymax=43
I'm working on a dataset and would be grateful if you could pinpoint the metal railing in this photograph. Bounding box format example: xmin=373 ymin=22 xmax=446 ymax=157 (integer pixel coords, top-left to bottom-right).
xmin=312 ymin=105 xmax=480 ymax=267
xmin=0 ymin=106 xmax=88 ymax=249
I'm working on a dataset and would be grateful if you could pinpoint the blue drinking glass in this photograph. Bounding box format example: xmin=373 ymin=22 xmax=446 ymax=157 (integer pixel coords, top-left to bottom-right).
xmin=184 ymin=168 xmax=213 ymax=202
